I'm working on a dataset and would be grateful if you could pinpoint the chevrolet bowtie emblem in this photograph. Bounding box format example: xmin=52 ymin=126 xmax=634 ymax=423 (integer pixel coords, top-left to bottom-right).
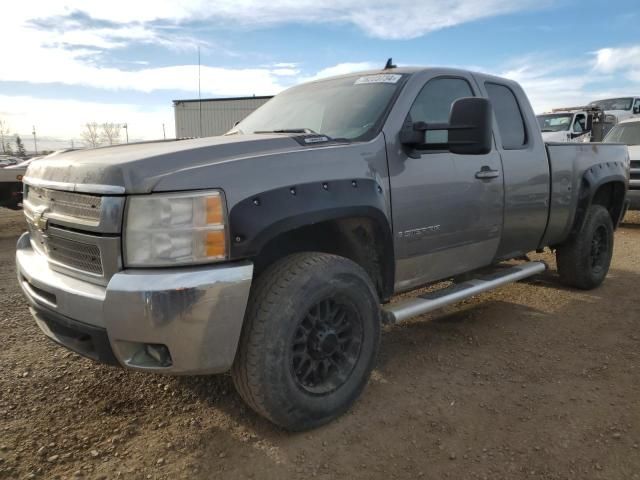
xmin=32 ymin=206 xmax=50 ymax=232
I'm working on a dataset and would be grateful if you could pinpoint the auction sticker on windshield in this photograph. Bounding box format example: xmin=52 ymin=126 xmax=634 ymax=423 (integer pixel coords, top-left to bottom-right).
xmin=354 ymin=74 xmax=402 ymax=85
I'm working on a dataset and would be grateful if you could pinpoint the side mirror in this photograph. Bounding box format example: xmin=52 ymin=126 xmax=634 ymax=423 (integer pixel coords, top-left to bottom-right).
xmin=399 ymin=97 xmax=493 ymax=155
xmin=448 ymin=97 xmax=493 ymax=155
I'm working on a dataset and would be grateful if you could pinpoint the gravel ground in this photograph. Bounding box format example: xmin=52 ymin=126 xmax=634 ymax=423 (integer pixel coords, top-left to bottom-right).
xmin=1 ymin=207 xmax=639 ymax=480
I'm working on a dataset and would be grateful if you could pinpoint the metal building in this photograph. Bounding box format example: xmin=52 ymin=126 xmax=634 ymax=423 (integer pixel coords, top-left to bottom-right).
xmin=173 ymin=96 xmax=272 ymax=138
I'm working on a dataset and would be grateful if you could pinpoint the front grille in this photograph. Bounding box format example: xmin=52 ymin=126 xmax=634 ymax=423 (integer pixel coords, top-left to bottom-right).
xmin=23 ymin=184 xmax=123 ymax=283
xmin=26 ymin=186 xmax=102 ymax=222
xmin=46 ymin=234 xmax=104 ymax=275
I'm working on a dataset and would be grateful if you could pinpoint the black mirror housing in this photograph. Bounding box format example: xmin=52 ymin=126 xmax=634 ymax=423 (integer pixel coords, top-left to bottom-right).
xmin=398 ymin=118 xmax=425 ymax=145
xmin=399 ymin=97 xmax=493 ymax=155
xmin=448 ymin=97 xmax=493 ymax=155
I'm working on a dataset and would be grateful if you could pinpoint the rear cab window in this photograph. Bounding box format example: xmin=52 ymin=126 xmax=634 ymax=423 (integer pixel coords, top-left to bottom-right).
xmin=485 ymin=82 xmax=528 ymax=150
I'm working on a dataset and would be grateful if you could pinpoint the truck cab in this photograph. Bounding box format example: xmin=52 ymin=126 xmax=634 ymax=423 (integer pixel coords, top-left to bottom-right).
xmin=589 ymin=97 xmax=640 ymax=124
xmin=537 ymin=106 xmax=611 ymax=142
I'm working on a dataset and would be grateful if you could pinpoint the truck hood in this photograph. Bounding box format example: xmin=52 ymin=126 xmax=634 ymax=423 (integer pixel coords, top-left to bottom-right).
xmin=25 ymin=134 xmax=306 ymax=194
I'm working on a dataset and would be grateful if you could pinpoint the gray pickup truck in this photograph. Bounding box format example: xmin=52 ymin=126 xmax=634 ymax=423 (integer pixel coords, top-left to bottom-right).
xmin=16 ymin=66 xmax=629 ymax=430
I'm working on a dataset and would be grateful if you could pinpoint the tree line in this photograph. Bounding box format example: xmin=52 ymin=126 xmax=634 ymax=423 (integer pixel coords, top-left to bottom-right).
xmin=80 ymin=122 xmax=123 ymax=147
xmin=0 ymin=117 xmax=126 ymax=157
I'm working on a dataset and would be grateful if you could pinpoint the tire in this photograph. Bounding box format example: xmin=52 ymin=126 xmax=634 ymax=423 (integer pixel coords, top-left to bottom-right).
xmin=231 ymin=252 xmax=381 ymax=431
xmin=556 ymin=204 xmax=614 ymax=290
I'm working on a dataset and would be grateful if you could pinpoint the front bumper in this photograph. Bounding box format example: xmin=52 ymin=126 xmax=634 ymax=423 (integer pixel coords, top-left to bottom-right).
xmin=627 ymin=189 xmax=640 ymax=210
xmin=16 ymin=232 xmax=253 ymax=374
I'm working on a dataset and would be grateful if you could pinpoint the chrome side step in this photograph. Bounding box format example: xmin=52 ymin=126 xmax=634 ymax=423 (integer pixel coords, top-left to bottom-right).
xmin=384 ymin=261 xmax=547 ymax=324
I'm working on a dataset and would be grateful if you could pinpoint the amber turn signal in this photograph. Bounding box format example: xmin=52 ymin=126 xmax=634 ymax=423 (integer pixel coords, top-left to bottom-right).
xmin=205 ymin=230 xmax=226 ymax=258
xmin=206 ymin=195 xmax=224 ymax=225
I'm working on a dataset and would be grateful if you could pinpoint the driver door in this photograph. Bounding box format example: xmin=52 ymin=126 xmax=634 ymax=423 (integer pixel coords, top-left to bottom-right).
xmin=389 ymin=75 xmax=504 ymax=291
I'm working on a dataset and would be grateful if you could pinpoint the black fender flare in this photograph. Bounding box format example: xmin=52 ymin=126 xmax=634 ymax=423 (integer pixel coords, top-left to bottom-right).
xmin=570 ymin=161 xmax=627 ymax=237
xmin=228 ymin=179 xmax=394 ymax=296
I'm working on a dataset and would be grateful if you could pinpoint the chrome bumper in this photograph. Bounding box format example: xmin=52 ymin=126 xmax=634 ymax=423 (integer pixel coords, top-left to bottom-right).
xmin=16 ymin=232 xmax=254 ymax=374
xmin=627 ymin=189 xmax=640 ymax=210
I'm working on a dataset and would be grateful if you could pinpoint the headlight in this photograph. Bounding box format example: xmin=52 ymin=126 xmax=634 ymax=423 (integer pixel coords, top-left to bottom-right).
xmin=124 ymin=190 xmax=227 ymax=267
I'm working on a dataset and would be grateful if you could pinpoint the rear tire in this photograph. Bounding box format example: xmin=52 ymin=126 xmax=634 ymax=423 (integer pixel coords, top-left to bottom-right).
xmin=556 ymin=205 xmax=614 ymax=290
xmin=231 ymin=252 xmax=381 ymax=431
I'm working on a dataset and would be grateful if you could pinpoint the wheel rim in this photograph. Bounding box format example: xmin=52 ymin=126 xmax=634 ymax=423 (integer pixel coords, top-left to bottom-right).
xmin=290 ymin=298 xmax=363 ymax=395
xmin=590 ymin=225 xmax=609 ymax=273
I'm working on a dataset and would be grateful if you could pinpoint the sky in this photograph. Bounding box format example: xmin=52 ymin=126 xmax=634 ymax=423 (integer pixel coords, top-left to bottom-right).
xmin=1 ymin=0 xmax=640 ymax=150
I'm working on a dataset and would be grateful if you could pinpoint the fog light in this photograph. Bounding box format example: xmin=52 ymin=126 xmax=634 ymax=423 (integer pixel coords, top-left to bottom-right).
xmin=145 ymin=344 xmax=172 ymax=367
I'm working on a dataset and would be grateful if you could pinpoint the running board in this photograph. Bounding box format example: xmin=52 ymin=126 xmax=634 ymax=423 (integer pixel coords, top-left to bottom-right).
xmin=384 ymin=261 xmax=547 ymax=324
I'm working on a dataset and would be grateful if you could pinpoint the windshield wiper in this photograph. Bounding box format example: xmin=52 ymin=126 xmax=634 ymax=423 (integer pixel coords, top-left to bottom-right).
xmin=541 ymin=129 xmax=554 ymax=132
xmin=254 ymin=128 xmax=321 ymax=135
xmin=253 ymin=128 xmax=352 ymax=143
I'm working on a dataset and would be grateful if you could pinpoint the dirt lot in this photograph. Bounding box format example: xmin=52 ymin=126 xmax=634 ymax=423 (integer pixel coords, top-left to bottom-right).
xmin=1 ymin=208 xmax=639 ymax=480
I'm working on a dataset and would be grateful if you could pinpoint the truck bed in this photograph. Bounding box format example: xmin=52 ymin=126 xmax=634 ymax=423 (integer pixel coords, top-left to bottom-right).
xmin=542 ymin=142 xmax=629 ymax=247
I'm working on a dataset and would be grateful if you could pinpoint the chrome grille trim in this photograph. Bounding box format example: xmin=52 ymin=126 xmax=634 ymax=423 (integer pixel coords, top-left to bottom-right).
xmin=23 ymin=186 xmax=125 ymax=234
xmin=21 ymin=184 xmax=124 ymax=284
xmin=22 ymin=176 xmax=125 ymax=195
xmin=47 ymin=235 xmax=103 ymax=275
xmin=26 ymin=187 xmax=102 ymax=222
xmin=26 ymin=224 xmax=121 ymax=286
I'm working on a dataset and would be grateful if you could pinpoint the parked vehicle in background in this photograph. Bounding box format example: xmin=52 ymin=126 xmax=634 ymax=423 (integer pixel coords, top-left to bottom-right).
xmin=589 ymin=97 xmax=640 ymax=124
xmin=604 ymin=117 xmax=640 ymax=210
xmin=537 ymin=106 xmax=612 ymax=142
xmin=0 ymin=160 xmax=29 ymax=208
xmin=0 ymin=156 xmax=19 ymax=168
xmin=16 ymin=65 xmax=630 ymax=430
xmin=0 ymin=152 xmax=68 ymax=209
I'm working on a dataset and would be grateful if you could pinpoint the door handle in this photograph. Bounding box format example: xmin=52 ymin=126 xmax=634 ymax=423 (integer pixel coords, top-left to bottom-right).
xmin=475 ymin=166 xmax=500 ymax=179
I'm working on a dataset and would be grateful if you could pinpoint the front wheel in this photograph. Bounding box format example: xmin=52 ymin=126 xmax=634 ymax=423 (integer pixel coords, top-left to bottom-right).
xmin=556 ymin=205 xmax=614 ymax=290
xmin=231 ymin=252 xmax=381 ymax=431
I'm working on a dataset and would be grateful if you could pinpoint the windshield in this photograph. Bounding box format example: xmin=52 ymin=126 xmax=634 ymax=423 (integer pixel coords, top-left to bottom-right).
xmin=228 ymin=74 xmax=407 ymax=141
xmin=604 ymin=122 xmax=640 ymax=145
xmin=537 ymin=113 xmax=573 ymax=132
xmin=589 ymin=97 xmax=633 ymax=111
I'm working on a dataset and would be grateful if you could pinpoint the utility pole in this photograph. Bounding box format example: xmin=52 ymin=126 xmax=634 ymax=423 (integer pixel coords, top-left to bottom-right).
xmin=32 ymin=125 xmax=38 ymax=155
xmin=198 ymin=45 xmax=202 ymax=138
xmin=162 ymin=123 xmax=166 ymax=140
xmin=123 ymin=123 xmax=129 ymax=143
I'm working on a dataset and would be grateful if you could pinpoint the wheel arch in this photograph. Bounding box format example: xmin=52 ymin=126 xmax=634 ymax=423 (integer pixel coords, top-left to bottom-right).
xmin=228 ymin=179 xmax=394 ymax=301
xmin=567 ymin=165 xmax=627 ymax=240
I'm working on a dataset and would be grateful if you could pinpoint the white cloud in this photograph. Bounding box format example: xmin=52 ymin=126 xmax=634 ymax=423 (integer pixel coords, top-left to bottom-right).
xmin=498 ymin=50 xmax=640 ymax=113
xmin=10 ymin=0 xmax=541 ymax=40
xmin=178 ymin=0 xmax=545 ymax=40
xmin=1 ymin=60 xmax=291 ymax=96
xmin=593 ymin=45 xmax=640 ymax=82
xmin=0 ymin=0 xmax=546 ymax=96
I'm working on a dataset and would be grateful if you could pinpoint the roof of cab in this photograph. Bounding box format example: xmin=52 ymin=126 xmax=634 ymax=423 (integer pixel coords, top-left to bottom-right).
xmin=306 ymin=66 xmax=509 ymax=84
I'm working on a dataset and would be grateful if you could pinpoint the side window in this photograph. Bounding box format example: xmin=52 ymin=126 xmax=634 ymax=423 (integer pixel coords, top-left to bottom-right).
xmin=574 ymin=114 xmax=586 ymax=133
xmin=409 ymin=77 xmax=474 ymax=144
xmin=485 ymin=83 xmax=527 ymax=149
xmin=634 ymin=98 xmax=640 ymax=113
